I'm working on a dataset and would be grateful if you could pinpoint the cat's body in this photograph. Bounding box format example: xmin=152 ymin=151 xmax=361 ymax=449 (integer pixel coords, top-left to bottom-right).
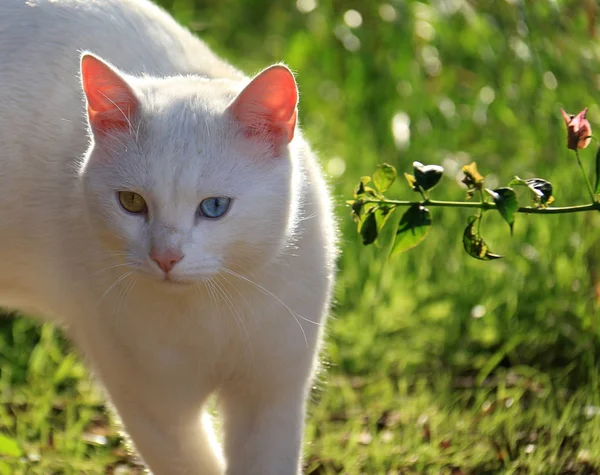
xmin=0 ymin=1 xmax=337 ymax=474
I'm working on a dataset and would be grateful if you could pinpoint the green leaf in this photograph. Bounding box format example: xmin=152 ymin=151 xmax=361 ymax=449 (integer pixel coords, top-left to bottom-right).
xmin=353 ymin=175 xmax=380 ymax=203
xmin=462 ymin=215 xmax=503 ymax=261
xmin=359 ymin=211 xmax=378 ymax=245
xmin=0 ymin=434 xmax=23 ymax=458
xmin=373 ymin=205 xmax=397 ymax=248
xmin=509 ymin=176 xmax=554 ymax=206
xmin=390 ymin=205 xmax=432 ymax=257
xmin=375 ymin=205 xmax=395 ymax=233
xmin=413 ymin=161 xmax=444 ymax=191
xmin=373 ymin=163 xmax=397 ymax=193
xmin=486 ymin=187 xmax=518 ymax=235
xmin=348 ymin=199 xmax=365 ymax=223
xmin=353 ymin=176 xmax=371 ymax=198
xmin=595 ymin=146 xmax=600 ymax=194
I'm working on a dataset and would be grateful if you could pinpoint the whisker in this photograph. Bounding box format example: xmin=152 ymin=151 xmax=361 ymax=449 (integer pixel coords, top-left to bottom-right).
xmin=203 ymin=278 xmax=224 ymax=346
xmin=219 ymin=266 xmax=309 ymax=348
xmin=221 ymin=267 xmax=321 ymax=327
xmin=111 ymin=273 xmax=136 ymax=332
xmin=221 ymin=273 xmax=256 ymax=322
xmin=115 ymin=274 xmax=136 ymax=314
xmin=96 ymin=271 xmax=134 ymax=309
xmin=64 ymin=249 xmax=130 ymax=264
xmin=93 ymin=262 xmax=133 ymax=276
xmin=219 ymin=273 xmax=257 ymax=374
xmin=211 ymin=277 xmax=253 ymax=359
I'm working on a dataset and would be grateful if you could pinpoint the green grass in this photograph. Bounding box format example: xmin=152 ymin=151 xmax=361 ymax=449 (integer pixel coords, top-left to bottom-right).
xmin=1 ymin=0 xmax=600 ymax=473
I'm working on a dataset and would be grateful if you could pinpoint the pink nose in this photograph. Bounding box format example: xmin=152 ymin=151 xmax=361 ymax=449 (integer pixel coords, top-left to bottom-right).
xmin=150 ymin=248 xmax=183 ymax=274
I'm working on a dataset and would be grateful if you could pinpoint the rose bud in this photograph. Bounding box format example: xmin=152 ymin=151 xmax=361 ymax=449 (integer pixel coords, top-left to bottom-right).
xmin=561 ymin=107 xmax=592 ymax=150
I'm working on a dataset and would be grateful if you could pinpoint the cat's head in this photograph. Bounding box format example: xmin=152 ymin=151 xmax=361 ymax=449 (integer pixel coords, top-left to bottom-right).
xmin=78 ymin=53 xmax=300 ymax=285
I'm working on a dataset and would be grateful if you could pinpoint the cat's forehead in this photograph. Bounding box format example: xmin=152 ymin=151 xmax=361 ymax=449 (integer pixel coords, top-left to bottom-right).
xmin=107 ymin=75 xmax=273 ymax=197
xmin=134 ymin=111 xmax=236 ymax=190
xmin=120 ymin=93 xmax=259 ymax=195
xmin=137 ymin=77 xmax=241 ymax=154
xmin=139 ymin=75 xmax=240 ymax=114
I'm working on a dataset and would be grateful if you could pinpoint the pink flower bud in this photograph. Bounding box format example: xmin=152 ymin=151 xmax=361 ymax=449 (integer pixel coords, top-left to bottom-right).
xmin=561 ymin=107 xmax=592 ymax=150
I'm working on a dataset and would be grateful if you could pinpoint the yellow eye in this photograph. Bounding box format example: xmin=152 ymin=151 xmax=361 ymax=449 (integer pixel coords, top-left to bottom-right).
xmin=118 ymin=191 xmax=147 ymax=214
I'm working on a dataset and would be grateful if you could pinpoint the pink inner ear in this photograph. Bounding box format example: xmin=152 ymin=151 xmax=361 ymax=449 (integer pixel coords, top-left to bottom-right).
xmin=228 ymin=65 xmax=299 ymax=147
xmin=80 ymin=54 xmax=138 ymax=135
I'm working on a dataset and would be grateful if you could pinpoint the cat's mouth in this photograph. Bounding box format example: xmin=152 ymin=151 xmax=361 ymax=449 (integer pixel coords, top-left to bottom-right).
xmin=136 ymin=268 xmax=194 ymax=286
xmin=141 ymin=266 xmax=218 ymax=286
xmin=159 ymin=272 xmax=215 ymax=286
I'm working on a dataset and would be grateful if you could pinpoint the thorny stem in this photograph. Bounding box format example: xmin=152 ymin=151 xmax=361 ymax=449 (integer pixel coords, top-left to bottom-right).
xmin=575 ymin=149 xmax=598 ymax=203
xmin=363 ymin=198 xmax=600 ymax=215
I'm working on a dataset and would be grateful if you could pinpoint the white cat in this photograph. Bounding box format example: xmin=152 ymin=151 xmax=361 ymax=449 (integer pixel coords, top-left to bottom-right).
xmin=0 ymin=1 xmax=337 ymax=474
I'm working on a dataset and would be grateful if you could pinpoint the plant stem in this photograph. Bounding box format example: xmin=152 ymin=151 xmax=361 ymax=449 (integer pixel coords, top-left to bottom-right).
xmin=575 ymin=149 xmax=597 ymax=202
xmin=477 ymin=189 xmax=485 ymax=232
xmin=363 ymin=198 xmax=600 ymax=215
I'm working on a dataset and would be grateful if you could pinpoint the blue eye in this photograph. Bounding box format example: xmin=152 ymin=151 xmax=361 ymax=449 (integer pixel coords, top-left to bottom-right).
xmin=198 ymin=197 xmax=231 ymax=218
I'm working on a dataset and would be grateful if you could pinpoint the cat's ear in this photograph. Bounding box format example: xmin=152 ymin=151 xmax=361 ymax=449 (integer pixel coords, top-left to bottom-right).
xmin=227 ymin=64 xmax=298 ymax=148
xmin=80 ymin=53 xmax=138 ymax=136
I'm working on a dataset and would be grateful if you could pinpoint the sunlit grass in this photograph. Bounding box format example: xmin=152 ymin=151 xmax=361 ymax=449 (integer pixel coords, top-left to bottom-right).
xmin=0 ymin=1 xmax=599 ymax=473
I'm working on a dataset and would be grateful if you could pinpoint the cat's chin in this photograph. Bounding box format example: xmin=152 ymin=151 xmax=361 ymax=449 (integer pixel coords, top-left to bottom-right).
xmin=163 ymin=277 xmax=192 ymax=286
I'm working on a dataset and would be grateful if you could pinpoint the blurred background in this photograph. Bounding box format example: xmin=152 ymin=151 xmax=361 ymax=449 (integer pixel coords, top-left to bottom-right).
xmin=0 ymin=0 xmax=599 ymax=473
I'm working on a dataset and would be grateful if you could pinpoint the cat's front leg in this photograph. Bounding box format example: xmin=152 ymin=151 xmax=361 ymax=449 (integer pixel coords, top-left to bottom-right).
xmin=110 ymin=394 xmax=225 ymax=475
xmin=84 ymin=337 xmax=225 ymax=475
xmin=219 ymin=382 xmax=309 ymax=475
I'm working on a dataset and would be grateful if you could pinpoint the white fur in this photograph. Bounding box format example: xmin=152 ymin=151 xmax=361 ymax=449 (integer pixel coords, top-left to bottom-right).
xmin=0 ymin=1 xmax=337 ymax=474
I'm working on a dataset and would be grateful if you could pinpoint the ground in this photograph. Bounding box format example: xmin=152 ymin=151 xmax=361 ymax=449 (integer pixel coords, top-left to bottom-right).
xmin=0 ymin=1 xmax=599 ymax=473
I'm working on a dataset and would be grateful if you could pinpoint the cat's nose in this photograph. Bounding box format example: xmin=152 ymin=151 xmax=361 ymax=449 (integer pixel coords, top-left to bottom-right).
xmin=149 ymin=248 xmax=184 ymax=274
